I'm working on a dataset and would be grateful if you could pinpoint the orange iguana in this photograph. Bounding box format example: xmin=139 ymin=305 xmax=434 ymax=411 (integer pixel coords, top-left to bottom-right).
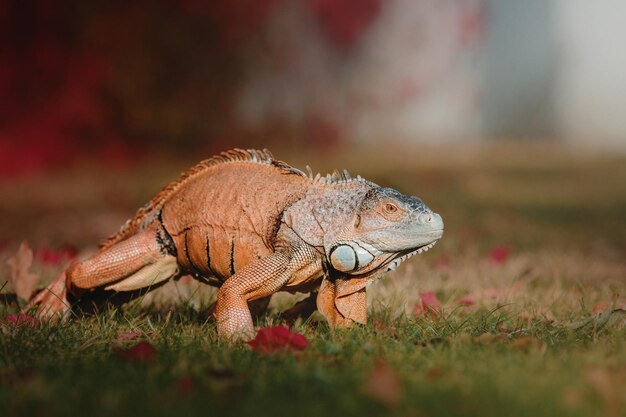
xmin=28 ymin=149 xmax=444 ymax=340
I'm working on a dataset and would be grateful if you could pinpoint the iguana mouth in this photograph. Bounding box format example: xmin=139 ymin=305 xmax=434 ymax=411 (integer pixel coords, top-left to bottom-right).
xmin=344 ymin=240 xmax=438 ymax=278
xmin=383 ymin=241 xmax=438 ymax=272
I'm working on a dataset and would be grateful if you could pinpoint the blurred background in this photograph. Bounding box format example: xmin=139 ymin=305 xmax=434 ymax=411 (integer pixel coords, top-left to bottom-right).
xmin=1 ymin=5 xmax=625 ymax=415
xmin=2 ymin=0 xmax=626 ymax=174
xmin=0 ymin=0 xmax=624 ymax=257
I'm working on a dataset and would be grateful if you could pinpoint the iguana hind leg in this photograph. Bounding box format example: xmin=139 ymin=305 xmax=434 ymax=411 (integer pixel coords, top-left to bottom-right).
xmin=26 ymin=270 xmax=70 ymax=320
xmin=27 ymin=227 xmax=178 ymax=318
xmin=68 ymin=228 xmax=177 ymax=292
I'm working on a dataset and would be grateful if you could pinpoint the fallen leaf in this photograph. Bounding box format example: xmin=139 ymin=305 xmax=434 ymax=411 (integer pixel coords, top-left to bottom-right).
xmin=414 ymin=292 xmax=441 ymax=317
xmin=246 ymin=326 xmax=308 ymax=355
xmin=3 ymin=313 xmax=38 ymax=328
xmin=475 ymin=332 xmax=508 ymax=344
xmin=457 ymin=284 xmax=525 ymax=306
xmin=424 ymin=367 xmax=445 ymax=380
xmin=457 ymin=295 xmax=475 ymax=306
xmin=561 ymin=386 xmax=586 ymax=409
xmin=37 ymin=245 xmax=78 ymax=266
xmin=592 ymin=300 xmax=613 ymax=314
xmin=585 ymin=367 xmax=621 ymax=415
xmin=510 ymin=336 xmax=543 ymax=353
xmin=115 ymin=341 xmax=158 ymax=362
xmin=489 ymin=246 xmax=511 ymax=264
xmin=592 ymin=298 xmax=626 ymax=314
xmin=432 ymin=255 xmax=450 ymax=269
xmin=6 ymin=242 xmax=40 ymax=301
xmin=175 ymin=374 xmax=196 ymax=395
xmin=363 ymin=358 xmax=403 ymax=407
xmin=458 ymin=288 xmax=506 ymax=306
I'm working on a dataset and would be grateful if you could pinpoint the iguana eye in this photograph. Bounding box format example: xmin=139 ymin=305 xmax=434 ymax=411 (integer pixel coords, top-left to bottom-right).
xmin=384 ymin=203 xmax=398 ymax=213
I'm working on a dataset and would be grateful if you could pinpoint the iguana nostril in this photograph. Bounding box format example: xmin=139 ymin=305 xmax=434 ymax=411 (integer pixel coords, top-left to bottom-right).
xmin=418 ymin=214 xmax=432 ymax=224
xmin=418 ymin=213 xmax=444 ymax=228
xmin=430 ymin=213 xmax=444 ymax=229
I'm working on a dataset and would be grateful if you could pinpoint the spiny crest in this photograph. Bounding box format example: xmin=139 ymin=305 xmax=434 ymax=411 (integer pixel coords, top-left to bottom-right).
xmin=100 ymin=148 xmax=305 ymax=249
xmin=307 ymin=167 xmax=377 ymax=187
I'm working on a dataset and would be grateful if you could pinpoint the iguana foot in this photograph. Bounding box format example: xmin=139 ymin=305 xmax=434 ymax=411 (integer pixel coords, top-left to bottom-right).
xmin=25 ymin=271 xmax=71 ymax=321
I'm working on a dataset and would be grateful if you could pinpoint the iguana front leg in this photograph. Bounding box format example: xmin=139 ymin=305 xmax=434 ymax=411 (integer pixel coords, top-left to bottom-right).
xmin=216 ymin=245 xmax=319 ymax=340
xmin=317 ymin=276 xmax=369 ymax=327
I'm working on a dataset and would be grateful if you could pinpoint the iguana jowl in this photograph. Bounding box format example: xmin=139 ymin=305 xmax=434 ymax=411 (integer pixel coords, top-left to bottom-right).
xmin=28 ymin=149 xmax=444 ymax=339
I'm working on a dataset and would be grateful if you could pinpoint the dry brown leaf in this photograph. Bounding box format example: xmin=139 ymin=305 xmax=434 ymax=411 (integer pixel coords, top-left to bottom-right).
xmin=363 ymin=358 xmax=403 ymax=407
xmin=475 ymin=332 xmax=508 ymax=344
xmin=510 ymin=336 xmax=543 ymax=353
xmin=592 ymin=299 xmax=626 ymax=314
xmin=561 ymin=386 xmax=586 ymax=409
xmin=6 ymin=242 xmax=40 ymax=301
xmin=424 ymin=367 xmax=445 ymax=380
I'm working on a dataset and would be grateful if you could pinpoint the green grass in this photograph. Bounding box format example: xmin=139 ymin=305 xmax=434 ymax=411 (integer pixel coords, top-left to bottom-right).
xmin=1 ymin=143 xmax=625 ymax=417
xmin=1 ymin=306 xmax=625 ymax=417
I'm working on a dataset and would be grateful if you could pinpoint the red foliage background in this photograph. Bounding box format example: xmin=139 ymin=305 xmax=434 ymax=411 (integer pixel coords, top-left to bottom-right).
xmin=0 ymin=0 xmax=382 ymax=177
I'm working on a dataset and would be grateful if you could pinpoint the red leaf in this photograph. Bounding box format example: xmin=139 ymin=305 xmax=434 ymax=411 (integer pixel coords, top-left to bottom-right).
xmin=432 ymin=255 xmax=451 ymax=269
xmin=116 ymin=341 xmax=157 ymax=362
xmin=246 ymin=326 xmax=309 ymax=354
xmin=457 ymin=295 xmax=475 ymax=306
xmin=4 ymin=313 xmax=38 ymax=328
xmin=457 ymin=285 xmax=523 ymax=306
xmin=414 ymin=292 xmax=441 ymax=317
xmin=362 ymin=358 xmax=403 ymax=406
xmin=489 ymin=246 xmax=511 ymax=264
xmin=37 ymin=245 xmax=78 ymax=266
xmin=175 ymin=374 xmax=196 ymax=395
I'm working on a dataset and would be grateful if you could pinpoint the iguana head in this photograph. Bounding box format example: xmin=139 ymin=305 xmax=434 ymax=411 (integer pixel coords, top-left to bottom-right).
xmin=327 ymin=187 xmax=443 ymax=277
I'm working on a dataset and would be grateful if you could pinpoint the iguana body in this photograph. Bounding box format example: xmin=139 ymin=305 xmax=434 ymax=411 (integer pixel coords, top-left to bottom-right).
xmin=29 ymin=149 xmax=444 ymax=339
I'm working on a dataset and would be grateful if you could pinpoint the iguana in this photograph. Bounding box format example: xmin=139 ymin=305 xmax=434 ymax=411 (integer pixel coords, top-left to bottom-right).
xmin=28 ymin=149 xmax=444 ymax=340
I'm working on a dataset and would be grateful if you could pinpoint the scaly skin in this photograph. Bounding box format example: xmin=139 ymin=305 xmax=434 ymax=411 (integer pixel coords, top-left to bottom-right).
xmin=27 ymin=149 xmax=444 ymax=340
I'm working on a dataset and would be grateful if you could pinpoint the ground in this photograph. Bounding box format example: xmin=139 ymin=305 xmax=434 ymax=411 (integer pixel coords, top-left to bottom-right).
xmin=1 ymin=143 xmax=625 ymax=417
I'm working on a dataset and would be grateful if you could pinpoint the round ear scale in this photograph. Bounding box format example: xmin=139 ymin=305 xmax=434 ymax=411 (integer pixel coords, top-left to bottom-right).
xmin=329 ymin=245 xmax=357 ymax=272
xmin=354 ymin=245 xmax=374 ymax=268
xmin=329 ymin=243 xmax=376 ymax=272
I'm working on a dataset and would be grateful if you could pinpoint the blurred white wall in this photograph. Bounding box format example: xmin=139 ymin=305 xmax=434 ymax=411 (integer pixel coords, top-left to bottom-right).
xmin=236 ymin=0 xmax=626 ymax=150
xmin=345 ymin=0 xmax=483 ymax=143
xmin=483 ymin=0 xmax=555 ymax=138
xmin=553 ymin=0 xmax=626 ymax=150
xmin=237 ymin=0 xmax=483 ymax=143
